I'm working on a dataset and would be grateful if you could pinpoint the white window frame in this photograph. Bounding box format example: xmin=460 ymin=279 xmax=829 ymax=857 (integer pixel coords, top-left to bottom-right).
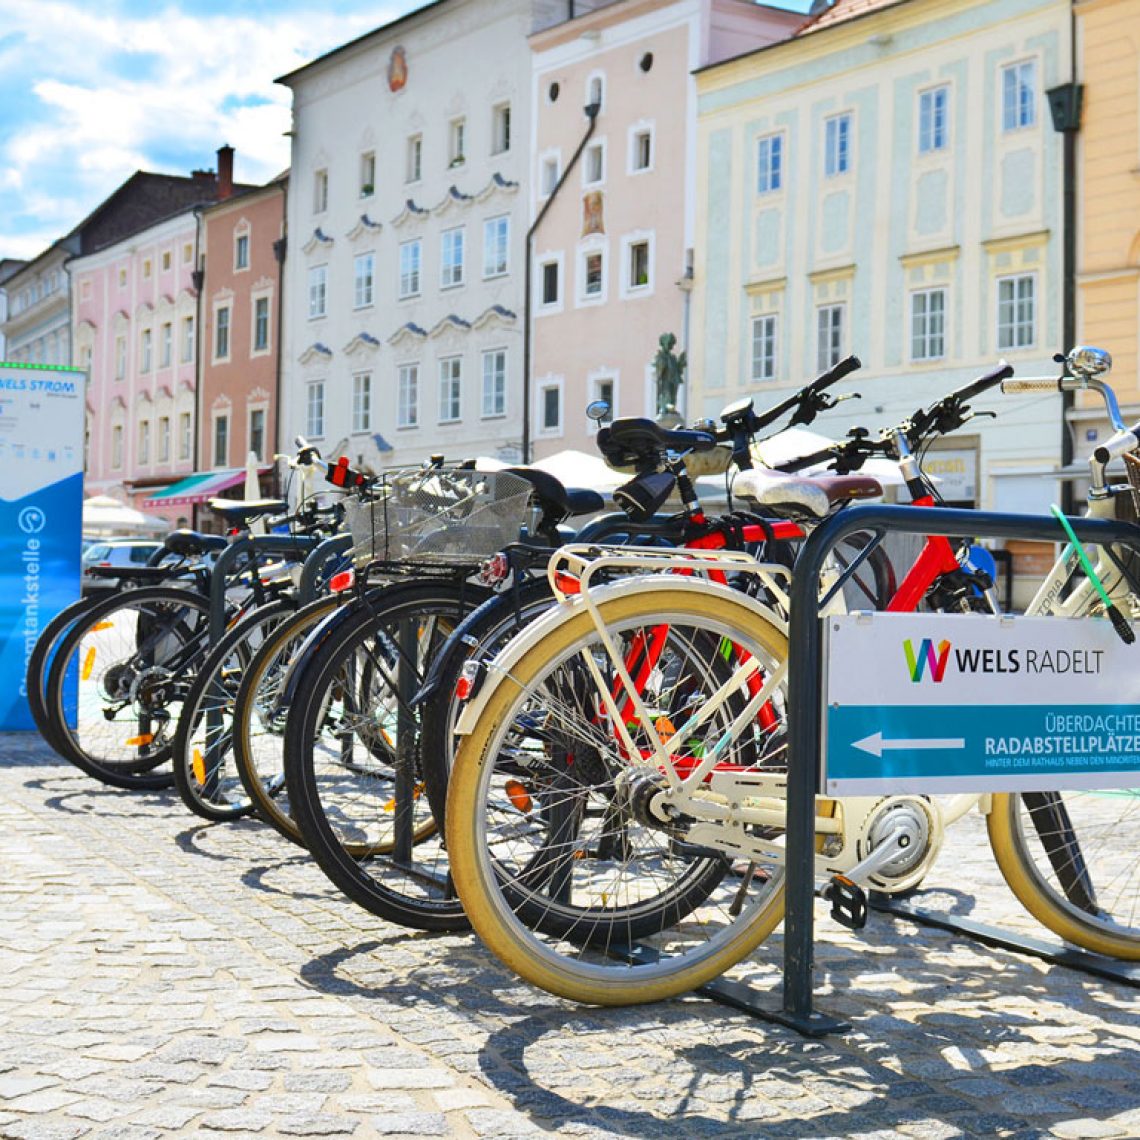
xmin=251 ymin=293 xmax=271 ymax=356
xmin=586 ymin=71 xmax=605 ymax=112
xmin=918 ymin=85 xmax=949 ymax=154
xmin=115 ymin=334 xmax=126 ymax=380
xmin=406 ymin=134 xmax=422 ymax=183
xmin=756 ymin=133 xmax=783 ymax=194
xmin=305 ymin=380 xmax=325 ymax=439
xmin=360 ymin=150 xmax=376 ymax=198
xmin=234 ymin=231 xmax=250 ymax=272
xmin=397 ymin=363 xmax=419 ymax=429
xmin=483 ymin=216 xmax=509 ymax=279
xmin=181 ymin=316 xmax=195 ymax=364
xmin=111 ymin=424 xmax=123 ymax=469
xmin=587 ymin=371 xmax=617 ymax=433
xmin=996 ymin=273 xmax=1036 ymax=350
xmin=537 ymin=376 xmax=564 ymax=438
xmin=399 ymin=240 xmax=422 ymax=298
xmin=212 ymin=412 xmax=229 ymax=468
xmin=751 ymin=313 xmax=778 ymax=382
xmin=492 ymin=102 xmax=511 ymax=155
xmin=481 ymin=348 xmax=507 ymax=419
xmin=141 ymin=327 xmax=153 ymax=372
xmin=441 ymin=226 xmax=465 ymax=289
xmin=157 ymin=415 xmax=171 ymax=463
xmin=578 ymin=242 xmax=607 ymax=306
xmin=138 ymin=419 xmax=151 ymax=466
xmin=621 ymin=232 xmax=654 ymax=298
xmin=248 ymin=406 xmax=267 ymax=462
xmin=629 ymin=122 xmax=654 ymax=175
xmin=214 ymin=305 xmax=231 ymax=362
xmin=1001 ymin=59 xmax=1037 ymax=132
xmin=354 ymin=252 xmax=375 ymax=309
xmin=449 ymin=117 xmax=466 ymax=167
xmin=308 ymin=265 xmax=327 ymax=319
xmin=816 ymin=303 xmax=845 ymax=371
xmin=313 ymin=168 xmax=328 ymax=214
xmin=438 ymin=356 xmax=462 ymax=423
xmin=824 ymin=112 xmax=852 ymax=177
xmin=583 ymin=139 xmax=606 ymax=187
xmin=352 ymin=371 xmax=372 ymax=434
xmin=539 ymin=150 xmax=561 ymax=199
xmin=910 ymin=287 xmax=947 ymax=361
xmin=178 ymin=411 xmax=192 ymax=461
xmin=159 ymin=321 xmax=172 ymax=368
xmin=537 ymin=253 xmax=563 ymax=314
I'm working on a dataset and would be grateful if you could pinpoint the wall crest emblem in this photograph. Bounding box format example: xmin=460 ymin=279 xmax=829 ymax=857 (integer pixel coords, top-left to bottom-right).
xmin=388 ymin=46 xmax=408 ymax=93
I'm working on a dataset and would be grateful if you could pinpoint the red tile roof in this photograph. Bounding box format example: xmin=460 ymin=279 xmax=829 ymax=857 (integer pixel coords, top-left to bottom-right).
xmin=797 ymin=0 xmax=907 ymax=36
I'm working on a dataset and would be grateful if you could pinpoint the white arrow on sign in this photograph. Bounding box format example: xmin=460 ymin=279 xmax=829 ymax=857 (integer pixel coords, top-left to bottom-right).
xmin=852 ymin=731 xmax=966 ymax=758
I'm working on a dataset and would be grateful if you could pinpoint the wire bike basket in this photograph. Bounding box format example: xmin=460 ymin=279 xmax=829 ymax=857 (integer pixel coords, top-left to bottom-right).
xmin=344 ymin=467 xmax=533 ymax=570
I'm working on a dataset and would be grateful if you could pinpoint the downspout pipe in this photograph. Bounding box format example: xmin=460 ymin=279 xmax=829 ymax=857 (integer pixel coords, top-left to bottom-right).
xmin=522 ymin=100 xmax=600 ymax=464
xmin=272 ymin=178 xmax=288 ymax=499
xmin=190 ymin=206 xmax=205 ymax=484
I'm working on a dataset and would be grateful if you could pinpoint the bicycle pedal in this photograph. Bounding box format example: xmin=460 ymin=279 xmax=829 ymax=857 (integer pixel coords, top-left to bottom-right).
xmin=820 ymin=874 xmax=868 ymax=931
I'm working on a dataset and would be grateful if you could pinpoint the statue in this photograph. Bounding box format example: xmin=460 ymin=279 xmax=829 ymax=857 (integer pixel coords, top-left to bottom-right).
xmin=653 ymin=332 xmax=685 ymax=426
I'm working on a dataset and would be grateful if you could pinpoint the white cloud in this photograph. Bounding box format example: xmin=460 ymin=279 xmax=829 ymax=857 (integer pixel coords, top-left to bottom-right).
xmin=0 ymin=0 xmax=411 ymax=259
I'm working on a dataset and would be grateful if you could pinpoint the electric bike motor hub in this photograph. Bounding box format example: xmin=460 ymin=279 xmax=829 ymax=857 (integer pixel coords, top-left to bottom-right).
xmin=851 ymin=795 xmax=943 ymax=892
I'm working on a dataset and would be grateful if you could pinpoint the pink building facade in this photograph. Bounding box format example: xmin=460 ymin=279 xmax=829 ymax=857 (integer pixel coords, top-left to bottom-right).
xmin=198 ymin=178 xmax=286 ymax=488
xmin=528 ymin=0 xmax=801 ymax=457
xmin=73 ymin=209 xmax=203 ymax=525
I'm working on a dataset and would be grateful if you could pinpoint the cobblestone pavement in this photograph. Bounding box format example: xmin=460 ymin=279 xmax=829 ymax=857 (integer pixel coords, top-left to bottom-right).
xmin=2 ymin=733 xmax=1139 ymax=1140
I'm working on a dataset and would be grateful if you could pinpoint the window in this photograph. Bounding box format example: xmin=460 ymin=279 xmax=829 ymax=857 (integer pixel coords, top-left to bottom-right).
xmin=628 ymin=240 xmax=650 ymax=291
xmin=441 ymin=227 xmax=465 ymax=288
xmin=483 ymin=216 xmax=509 ymax=278
xmin=253 ymin=296 xmax=270 ymax=353
xmin=540 ymin=383 xmax=562 ymax=433
xmin=112 ymin=424 xmax=123 ymax=469
xmin=587 ymin=74 xmax=604 ymax=111
xmin=399 ymin=240 xmax=422 ymax=298
xmin=592 ymin=376 xmax=615 ymax=421
xmin=308 ymin=265 xmax=327 ymax=318
xmin=541 ymin=155 xmax=560 ymax=197
xmin=406 ymin=134 xmax=422 ymax=182
xmin=157 ymin=416 xmax=170 ymax=463
xmin=352 ymin=373 xmax=372 ymax=433
xmin=249 ymin=408 xmax=265 ymax=461
xmin=919 ymin=86 xmax=949 ymax=154
xmin=141 ymin=328 xmax=153 ymax=372
xmin=492 ymin=103 xmax=511 ymax=154
xmin=449 ymin=117 xmax=466 ymax=166
xmin=162 ymin=250 xmax=171 ymax=272
xmin=215 ymin=306 xmax=231 ymax=360
xmin=997 ymin=274 xmax=1035 ymax=349
xmin=398 ymin=364 xmax=419 ymax=428
xmin=583 ymin=250 xmax=604 ymax=299
xmin=757 ymin=134 xmax=782 ymax=194
xmin=143 ymin=258 xmax=152 ymax=279
xmin=160 ymin=322 xmax=172 ymax=368
xmin=817 ymin=303 xmax=844 ymax=370
xmin=584 ymin=142 xmax=604 ymax=186
xmin=181 ymin=316 xmax=195 ymax=363
xmin=825 ymin=113 xmax=851 ymax=177
xmin=314 ymin=168 xmax=328 ymax=213
xmin=118 ymin=268 xmax=127 ymax=289
xmin=213 ymin=414 xmax=229 ymax=467
xmin=631 ymin=128 xmax=652 ymax=173
xmin=439 ymin=357 xmax=462 ymax=423
xmin=360 ymin=151 xmax=376 ymax=197
xmin=354 ymin=252 xmax=375 ymax=308
xmin=182 ymin=242 xmax=193 ymax=265
xmin=482 ymin=349 xmax=506 ymax=418
xmin=115 ymin=336 xmax=126 ymax=380
xmin=306 ymin=381 xmax=325 ymax=438
xmin=178 ymin=412 xmax=192 ymax=460
xmin=911 ymin=288 xmax=946 ymax=360
xmin=540 ymin=260 xmax=560 ymax=307
xmin=138 ymin=420 xmax=150 ymax=465
xmin=1002 ymin=60 xmax=1036 ymax=132
xmin=751 ymin=314 xmax=778 ymax=382
xmin=235 ymin=232 xmax=249 ymax=270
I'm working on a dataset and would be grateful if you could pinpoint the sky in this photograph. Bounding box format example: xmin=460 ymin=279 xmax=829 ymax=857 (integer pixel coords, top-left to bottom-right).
xmin=0 ymin=0 xmax=814 ymax=265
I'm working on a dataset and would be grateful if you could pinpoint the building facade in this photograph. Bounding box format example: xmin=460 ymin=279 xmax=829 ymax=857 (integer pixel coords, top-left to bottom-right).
xmin=528 ymin=0 xmax=803 ymax=458
xmin=1 ymin=247 xmax=72 ymax=370
xmin=692 ymin=0 xmax=1072 ymax=512
xmin=197 ymin=174 xmax=286 ymax=484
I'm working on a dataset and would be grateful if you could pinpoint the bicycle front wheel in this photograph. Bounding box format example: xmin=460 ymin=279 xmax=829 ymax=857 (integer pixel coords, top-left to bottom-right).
xmin=446 ymin=584 xmax=790 ymax=1006
xmin=988 ymin=789 xmax=1140 ymax=959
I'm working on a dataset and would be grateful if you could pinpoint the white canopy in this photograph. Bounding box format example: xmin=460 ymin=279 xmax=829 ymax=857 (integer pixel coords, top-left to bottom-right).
xmin=83 ymin=495 xmax=168 ymax=536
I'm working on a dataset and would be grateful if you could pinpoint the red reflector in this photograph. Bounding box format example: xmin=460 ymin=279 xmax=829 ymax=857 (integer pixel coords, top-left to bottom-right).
xmin=455 ymin=675 xmax=473 ymax=701
xmin=329 ymin=569 xmax=355 ymax=593
xmin=553 ymin=571 xmax=580 ymax=595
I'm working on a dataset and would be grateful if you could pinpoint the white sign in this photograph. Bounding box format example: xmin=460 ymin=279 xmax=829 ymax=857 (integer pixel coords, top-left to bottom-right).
xmin=824 ymin=611 xmax=1140 ymax=794
xmin=923 ymin=448 xmax=976 ymax=501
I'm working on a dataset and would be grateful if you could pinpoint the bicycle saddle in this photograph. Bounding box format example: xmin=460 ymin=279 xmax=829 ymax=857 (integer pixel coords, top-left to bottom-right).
xmin=732 ymin=470 xmax=881 ymax=519
xmin=506 ymin=468 xmax=605 ymax=519
xmin=597 ymin=418 xmax=717 ymax=467
xmin=207 ymin=497 xmax=288 ymax=524
xmin=163 ymin=529 xmax=228 ymax=557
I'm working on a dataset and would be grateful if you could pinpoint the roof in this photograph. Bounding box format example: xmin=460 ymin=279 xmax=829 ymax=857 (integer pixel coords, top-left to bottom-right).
xmin=796 ymin=0 xmax=909 ymax=36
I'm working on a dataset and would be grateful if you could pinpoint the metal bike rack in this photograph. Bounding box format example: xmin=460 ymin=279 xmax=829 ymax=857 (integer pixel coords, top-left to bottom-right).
xmin=771 ymin=503 xmax=1140 ymax=1036
xmin=298 ymin=533 xmax=353 ymax=604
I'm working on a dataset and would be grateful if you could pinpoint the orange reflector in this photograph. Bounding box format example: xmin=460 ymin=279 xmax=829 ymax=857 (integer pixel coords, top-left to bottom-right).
xmin=91 ymin=620 xmax=114 ymax=632
xmin=383 ymin=783 xmax=424 ymax=812
xmin=654 ymin=716 xmax=677 ymax=743
xmin=504 ymin=779 xmax=532 ymax=813
xmin=192 ymin=747 xmax=206 ymax=784
xmin=126 ymin=733 xmax=154 ymax=748
xmin=81 ymin=647 xmax=97 ymax=681
xmin=329 ymin=569 xmax=355 ymax=593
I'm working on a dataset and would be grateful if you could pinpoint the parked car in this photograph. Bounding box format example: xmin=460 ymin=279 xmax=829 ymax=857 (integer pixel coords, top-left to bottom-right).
xmin=81 ymin=539 xmax=164 ymax=594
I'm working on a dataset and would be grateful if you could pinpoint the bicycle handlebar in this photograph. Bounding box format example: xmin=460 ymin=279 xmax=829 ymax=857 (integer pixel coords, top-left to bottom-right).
xmin=1002 ymin=376 xmax=1061 ymax=394
xmin=950 ymin=361 xmax=1014 ymax=404
xmin=753 ymin=354 xmax=862 ymax=432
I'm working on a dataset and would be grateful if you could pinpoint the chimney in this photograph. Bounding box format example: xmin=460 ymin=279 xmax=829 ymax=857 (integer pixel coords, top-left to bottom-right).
xmin=217 ymin=144 xmax=235 ymax=200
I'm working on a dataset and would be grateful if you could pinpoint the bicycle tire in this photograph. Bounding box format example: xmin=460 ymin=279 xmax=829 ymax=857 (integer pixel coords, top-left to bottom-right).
xmin=172 ymin=597 xmax=297 ymax=821
xmin=43 ymin=585 xmax=213 ymax=790
xmin=987 ymin=789 xmax=1140 ymax=959
xmin=230 ymin=593 xmax=346 ymax=845
xmin=283 ymin=578 xmax=488 ymax=930
xmin=26 ymin=594 xmax=98 ymax=754
xmin=446 ymin=582 xmax=789 ymax=1005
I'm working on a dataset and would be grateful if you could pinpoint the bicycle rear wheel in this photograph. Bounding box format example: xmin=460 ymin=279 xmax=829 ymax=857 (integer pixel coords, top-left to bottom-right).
xmin=446 ymin=583 xmax=790 ymax=1005
xmin=27 ymin=594 xmax=97 ymax=754
xmin=988 ymin=789 xmax=1140 ymax=959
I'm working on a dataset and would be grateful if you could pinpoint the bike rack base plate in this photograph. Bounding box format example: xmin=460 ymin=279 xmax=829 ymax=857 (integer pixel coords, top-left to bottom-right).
xmin=696 ymin=975 xmax=850 ymax=1036
xmin=870 ymin=895 xmax=1140 ymax=987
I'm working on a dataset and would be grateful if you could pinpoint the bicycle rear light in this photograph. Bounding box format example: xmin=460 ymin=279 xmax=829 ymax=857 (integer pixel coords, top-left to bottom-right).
xmin=455 ymin=659 xmax=483 ymax=702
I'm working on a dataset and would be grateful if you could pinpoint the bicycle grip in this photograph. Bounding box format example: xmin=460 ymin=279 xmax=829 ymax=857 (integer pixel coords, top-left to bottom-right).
xmin=812 ymin=354 xmax=862 ymax=391
xmin=954 ymin=361 xmax=1014 ymax=403
xmin=1001 ymin=377 xmax=1062 ymax=394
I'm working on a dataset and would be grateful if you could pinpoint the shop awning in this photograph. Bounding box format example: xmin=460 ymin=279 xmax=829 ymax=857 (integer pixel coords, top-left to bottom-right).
xmin=142 ymin=468 xmax=248 ymax=508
